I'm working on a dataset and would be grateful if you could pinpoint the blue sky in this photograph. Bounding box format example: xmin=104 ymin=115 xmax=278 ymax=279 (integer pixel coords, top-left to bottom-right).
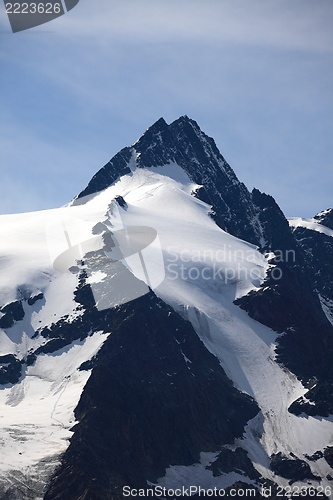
xmin=0 ymin=0 xmax=332 ymax=218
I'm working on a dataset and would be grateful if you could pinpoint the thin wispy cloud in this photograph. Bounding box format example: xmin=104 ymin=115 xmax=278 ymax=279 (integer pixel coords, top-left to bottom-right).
xmin=0 ymin=0 xmax=332 ymax=217
xmin=54 ymin=0 xmax=333 ymax=52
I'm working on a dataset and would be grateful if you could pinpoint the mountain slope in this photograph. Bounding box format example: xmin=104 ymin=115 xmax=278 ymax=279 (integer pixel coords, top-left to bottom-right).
xmin=0 ymin=117 xmax=332 ymax=499
xmin=44 ymin=292 xmax=259 ymax=500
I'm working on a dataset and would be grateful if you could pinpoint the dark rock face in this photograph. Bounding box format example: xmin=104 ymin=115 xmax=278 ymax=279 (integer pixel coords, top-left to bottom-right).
xmin=133 ymin=117 xmax=265 ymax=245
xmin=290 ymin=222 xmax=333 ymax=306
xmin=235 ymin=191 xmax=333 ymax=416
xmin=44 ymin=292 xmax=259 ymax=500
xmin=276 ymin=215 xmax=333 ymax=416
xmin=304 ymin=451 xmax=324 ymax=462
xmin=0 ymin=300 xmax=25 ymax=329
xmin=0 ymin=296 xmax=46 ymax=383
xmin=114 ymin=195 xmax=127 ymax=208
xmin=0 ymin=354 xmax=22 ymax=384
xmin=76 ymin=147 xmax=132 ymax=203
xmin=26 ymin=274 xmax=99 ymax=362
xmin=206 ymin=447 xmax=260 ymax=481
xmin=250 ymin=189 xmax=298 ymax=254
xmin=270 ymin=453 xmax=320 ymax=483
xmin=2 ymin=116 xmax=331 ymax=496
xmin=75 ymin=118 xmax=333 ymax=417
xmin=76 ymin=116 xmax=265 ymax=246
xmin=235 ymin=264 xmax=333 ymax=386
xmin=324 ymin=447 xmax=333 ymax=469
xmin=313 ymin=208 xmax=333 ymax=230
xmin=27 ymin=292 xmax=44 ymax=306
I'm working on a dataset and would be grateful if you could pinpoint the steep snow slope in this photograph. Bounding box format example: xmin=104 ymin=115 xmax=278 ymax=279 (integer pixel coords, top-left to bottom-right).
xmin=98 ymin=165 xmax=333 ymax=490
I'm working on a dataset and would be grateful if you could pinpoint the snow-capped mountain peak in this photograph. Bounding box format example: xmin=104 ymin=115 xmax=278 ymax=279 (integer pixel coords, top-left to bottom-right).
xmin=0 ymin=117 xmax=332 ymax=499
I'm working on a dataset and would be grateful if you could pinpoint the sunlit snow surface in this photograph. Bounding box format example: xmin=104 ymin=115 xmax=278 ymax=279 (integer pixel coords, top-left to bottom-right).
xmin=0 ymin=164 xmax=332 ymax=495
xmin=288 ymin=216 xmax=333 ymax=238
xmin=288 ymin=217 xmax=333 ymax=328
